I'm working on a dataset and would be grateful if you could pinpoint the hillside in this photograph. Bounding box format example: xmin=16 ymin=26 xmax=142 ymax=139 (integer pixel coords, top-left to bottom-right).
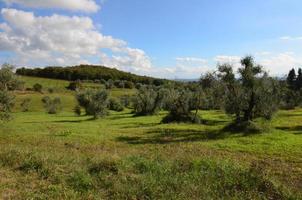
xmin=16 ymin=65 xmax=171 ymax=85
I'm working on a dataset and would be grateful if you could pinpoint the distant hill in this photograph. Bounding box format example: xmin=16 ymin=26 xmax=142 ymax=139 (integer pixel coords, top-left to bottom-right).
xmin=16 ymin=65 xmax=171 ymax=86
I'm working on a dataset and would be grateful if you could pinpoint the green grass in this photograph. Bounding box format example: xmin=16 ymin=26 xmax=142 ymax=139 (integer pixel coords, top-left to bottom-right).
xmin=0 ymin=76 xmax=301 ymax=199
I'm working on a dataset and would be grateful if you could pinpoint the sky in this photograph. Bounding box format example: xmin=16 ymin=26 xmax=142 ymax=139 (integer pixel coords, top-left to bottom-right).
xmin=0 ymin=0 xmax=302 ymax=79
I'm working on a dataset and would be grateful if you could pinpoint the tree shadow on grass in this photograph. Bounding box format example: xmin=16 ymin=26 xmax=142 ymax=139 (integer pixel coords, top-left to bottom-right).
xmin=116 ymin=128 xmax=239 ymax=145
xmin=25 ymin=117 xmax=95 ymax=124
xmin=276 ymin=126 xmax=302 ymax=134
xmin=201 ymin=119 xmax=229 ymax=126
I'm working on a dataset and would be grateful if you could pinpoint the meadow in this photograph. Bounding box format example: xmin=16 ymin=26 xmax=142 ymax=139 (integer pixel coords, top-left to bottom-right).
xmin=0 ymin=76 xmax=301 ymax=199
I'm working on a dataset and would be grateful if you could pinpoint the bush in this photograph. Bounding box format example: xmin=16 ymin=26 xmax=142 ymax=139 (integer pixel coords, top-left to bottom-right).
xmin=0 ymin=90 xmax=15 ymax=121
xmin=108 ymin=98 xmax=124 ymax=112
xmin=132 ymin=86 xmax=166 ymax=116
xmin=120 ymin=95 xmax=131 ymax=108
xmin=0 ymin=63 xmax=21 ymax=91
xmin=76 ymin=89 xmax=109 ymax=119
xmin=20 ymin=98 xmax=31 ymax=112
xmin=105 ymin=79 xmax=114 ymax=89
xmin=162 ymin=89 xmax=202 ymax=124
xmin=66 ymin=81 xmax=82 ymax=91
xmin=41 ymin=96 xmax=62 ymax=114
xmin=33 ymin=83 xmax=43 ymax=93
xmin=124 ymin=81 xmax=134 ymax=89
xmin=48 ymin=88 xmax=54 ymax=94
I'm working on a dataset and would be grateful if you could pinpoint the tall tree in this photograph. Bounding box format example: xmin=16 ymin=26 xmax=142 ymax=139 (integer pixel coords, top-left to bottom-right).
xmin=287 ymin=68 xmax=296 ymax=90
xmin=219 ymin=56 xmax=279 ymax=123
xmin=0 ymin=64 xmax=17 ymax=121
xmin=296 ymin=68 xmax=302 ymax=90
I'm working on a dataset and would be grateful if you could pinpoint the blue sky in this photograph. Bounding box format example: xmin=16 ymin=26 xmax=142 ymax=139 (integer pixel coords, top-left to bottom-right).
xmin=0 ymin=0 xmax=302 ymax=78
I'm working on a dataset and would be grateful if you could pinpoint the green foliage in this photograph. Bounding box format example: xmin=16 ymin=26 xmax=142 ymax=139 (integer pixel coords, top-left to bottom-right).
xmin=0 ymin=64 xmax=18 ymax=121
xmin=120 ymin=95 xmax=131 ymax=108
xmin=66 ymin=81 xmax=82 ymax=91
xmin=76 ymin=89 xmax=109 ymax=119
xmin=16 ymin=65 xmax=170 ymax=86
xmin=132 ymin=86 xmax=166 ymax=116
xmin=0 ymin=90 xmax=15 ymax=121
xmin=0 ymin=63 xmax=21 ymax=91
xmin=33 ymin=83 xmax=43 ymax=93
xmin=218 ymin=56 xmax=279 ymax=124
xmin=108 ymin=98 xmax=124 ymax=112
xmin=105 ymin=79 xmax=114 ymax=89
xmin=41 ymin=96 xmax=62 ymax=114
xmin=162 ymin=88 xmax=202 ymax=123
xmin=20 ymin=98 xmax=31 ymax=112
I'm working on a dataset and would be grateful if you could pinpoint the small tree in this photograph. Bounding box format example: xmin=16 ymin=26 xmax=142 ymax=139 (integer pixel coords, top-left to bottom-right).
xmin=162 ymin=88 xmax=202 ymax=123
xmin=124 ymin=81 xmax=134 ymax=89
xmin=218 ymin=56 xmax=279 ymax=125
xmin=33 ymin=83 xmax=43 ymax=93
xmin=20 ymin=98 xmax=31 ymax=112
xmin=42 ymin=96 xmax=62 ymax=114
xmin=0 ymin=64 xmax=17 ymax=121
xmin=132 ymin=86 xmax=166 ymax=116
xmin=66 ymin=81 xmax=82 ymax=91
xmin=108 ymin=98 xmax=124 ymax=112
xmin=0 ymin=90 xmax=15 ymax=121
xmin=105 ymin=79 xmax=114 ymax=89
xmin=76 ymin=89 xmax=109 ymax=119
xmin=120 ymin=95 xmax=131 ymax=108
xmin=0 ymin=63 xmax=20 ymax=91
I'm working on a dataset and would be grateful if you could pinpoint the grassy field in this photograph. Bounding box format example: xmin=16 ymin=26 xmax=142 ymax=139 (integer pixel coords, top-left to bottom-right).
xmin=0 ymin=76 xmax=301 ymax=199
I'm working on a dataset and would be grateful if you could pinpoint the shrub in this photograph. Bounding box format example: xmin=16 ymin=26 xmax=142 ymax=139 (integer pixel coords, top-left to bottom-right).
xmin=120 ymin=95 xmax=131 ymax=108
xmin=124 ymin=81 xmax=134 ymax=89
xmin=162 ymin=88 xmax=202 ymax=123
xmin=0 ymin=90 xmax=15 ymax=121
xmin=132 ymin=86 xmax=166 ymax=116
xmin=42 ymin=96 xmax=62 ymax=114
xmin=20 ymin=98 xmax=31 ymax=112
xmin=66 ymin=81 xmax=82 ymax=91
xmin=76 ymin=89 xmax=109 ymax=119
xmin=33 ymin=83 xmax=43 ymax=93
xmin=105 ymin=79 xmax=114 ymax=89
xmin=0 ymin=63 xmax=20 ymax=91
xmin=108 ymin=98 xmax=124 ymax=112
xmin=48 ymin=88 xmax=54 ymax=94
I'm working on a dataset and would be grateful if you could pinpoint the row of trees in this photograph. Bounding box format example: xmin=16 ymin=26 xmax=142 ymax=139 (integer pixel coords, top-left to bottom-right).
xmin=2 ymin=57 xmax=302 ymax=132
xmin=129 ymin=56 xmax=282 ymax=128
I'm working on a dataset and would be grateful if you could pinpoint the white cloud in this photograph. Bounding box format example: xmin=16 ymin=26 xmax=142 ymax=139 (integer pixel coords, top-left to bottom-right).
xmin=280 ymin=36 xmax=302 ymax=41
xmin=99 ymin=48 xmax=152 ymax=74
xmin=259 ymin=52 xmax=302 ymax=76
xmin=2 ymin=0 xmax=99 ymax=13
xmin=0 ymin=8 xmax=152 ymax=72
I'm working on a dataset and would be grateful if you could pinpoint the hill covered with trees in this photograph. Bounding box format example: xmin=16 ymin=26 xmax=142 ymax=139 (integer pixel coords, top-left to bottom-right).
xmin=16 ymin=65 xmax=170 ymax=86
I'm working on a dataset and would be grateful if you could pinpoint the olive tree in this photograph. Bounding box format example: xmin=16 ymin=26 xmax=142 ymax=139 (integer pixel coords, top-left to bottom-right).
xmin=0 ymin=91 xmax=15 ymax=121
xmin=42 ymin=96 xmax=62 ymax=114
xmin=76 ymin=89 xmax=109 ymax=119
xmin=0 ymin=64 xmax=18 ymax=121
xmin=162 ymin=88 xmax=202 ymax=123
xmin=218 ymin=56 xmax=279 ymax=124
xmin=132 ymin=86 xmax=167 ymax=116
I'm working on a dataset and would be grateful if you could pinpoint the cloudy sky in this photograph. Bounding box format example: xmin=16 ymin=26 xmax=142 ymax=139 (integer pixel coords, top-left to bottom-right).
xmin=0 ymin=0 xmax=302 ymax=79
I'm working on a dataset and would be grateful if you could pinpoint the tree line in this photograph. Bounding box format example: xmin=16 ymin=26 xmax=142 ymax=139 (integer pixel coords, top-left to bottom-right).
xmin=16 ymin=65 xmax=169 ymax=86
